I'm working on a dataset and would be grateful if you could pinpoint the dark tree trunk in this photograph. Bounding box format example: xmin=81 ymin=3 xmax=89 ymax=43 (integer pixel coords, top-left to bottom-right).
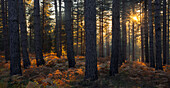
xmin=128 ymin=21 xmax=131 ymax=60
xmin=59 ymin=0 xmax=62 ymax=57
xmin=167 ymin=0 xmax=169 ymax=65
xmin=34 ymin=0 xmax=45 ymax=66
xmin=80 ymin=10 xmax=83 ymax=56
xmin=155 ymin=0 xmax=163 ymax=70
xmin=77 ymin=0 xmax=79 ymax=56
xmin=8 ymin=0 xmax=22 ymax=75
xmin=122 ymin=0 xmax=126 ymax=63
xmin=163 ymin=0 xmax=166 ymax=65
xmin=84 ymin=0 xmax=98 ymax=80
xmin=144 ymin=0 xmax=149 ymax=63
xmin=140 ymin=1 xmax=144 ymax=62
xmin=132 ymin=6 xmax=135 ymax=61
xmin=110 ymin=0 xmax=120 ymax=76
xmin=42 ymin=0 xmax=46 ymax=53
xmin=148 ymin=0 xmax=155 ymax=67
xmin=19 ymin=0 xmax=31 ymax=68
xmin=64 ymin=0 xmax=76 ymax=68
xmin=1 ymin=0 xmax=10 ymax=62
xmin=148 ymin=0 xmax=155 ymax=66
xmin=54 ymin=0 xmax=60 ymax=57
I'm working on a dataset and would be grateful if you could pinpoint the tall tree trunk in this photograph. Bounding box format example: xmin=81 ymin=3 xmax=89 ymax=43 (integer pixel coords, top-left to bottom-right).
xmin=140 ymin=1 xmax=144 ymax=62
xmin=155 ymin=0 xmax=163 ymax=70
xmin=59 ymin=0 xmax=62 ymax=57
xmin=84 ymin=0 xmax=98 ymax=80
xmin=99 ymin=0 xmax=104 ymax=57
xmin=122 ymin=0 xmax=126 ymax=63
xmin=34 ymin=0 xmax=45 ymax=66
xmin=110 ymin=0 xmax=120 ymax=76
xmin=54 ymin=0 xmax=60 ymax=57
xmin=19 ymin=0 xmax=31 ymax=68
xmin=8 ymin=0 xmax=22 ymax=75
xmin=144 ymin=0 xmax=149 ymax=63
xmin=167 ymin=0 xmax=169 ymax=65
xmin=106 ymin=27 xmax=110 ymax=57
xmin=148 ymin=0 xmax=155 ymax=67
xmin=42 ymin=0 xmax=46 ymax=53
xmin=64 ymin=0 xmax=76 ymax=68
xmin=80 ymin=10 xmax=83 ymax=56
xmin=132 ymin=7 xmax=135 ymax=61
xmin=1 ymin=0 xmax=10 ymax=62
xmin=128 ymin=21 xmax=131 ymax=60
xmin=163 ymin=0 xmax=166 ymax=65
xmin=77 ymin=0 xmax=79 ymax=56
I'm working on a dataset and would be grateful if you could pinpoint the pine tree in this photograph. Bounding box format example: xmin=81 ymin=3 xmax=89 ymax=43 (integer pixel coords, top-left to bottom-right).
xmin=121 ymin=0 xmax=127 ymax=63
xmin=148 ymin=0 xmax=155 ymax=67
xmin=1 ymin=0 xmax=10 ymax=62
xmin=84 ymin=0 xmax=98 ymax=80
xmin=54 ymin=0 xmax=60 ymax=57
xmin=64 ymin=0 xmax=76 ymax=68
xmin=34 ymin=0 xmax=45 ymax=66
xmin=155 ymin=0 xmax=163 ymax=70
xmin=8 ymin=0 xmax=22 ymax=75
xmin=110 ymin=0 xmax=120 ymax=76
xmin=144 ymin=0 xmax=149 ymax=63
xmin=19 ymin=0 xmax=31 ymax=68
xmin=163 ymin=0 xmax=166 ymax=65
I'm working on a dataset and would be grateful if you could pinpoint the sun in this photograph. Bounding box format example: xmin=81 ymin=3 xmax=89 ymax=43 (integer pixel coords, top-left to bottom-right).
xmin=132 ymin=16 xmax=138 ymax=21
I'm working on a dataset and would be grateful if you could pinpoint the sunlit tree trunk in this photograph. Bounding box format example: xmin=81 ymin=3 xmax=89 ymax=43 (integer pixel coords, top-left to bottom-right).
xmin=84 ymin=0 xmax=98 ymax=80
xmin=19 ymin=0 xmax=31 ymax=68
xmin=34 ymin=0 xmax=45 ymax=66
xmin=64 ymin=0 xmax=76 ymax=68
xmin=110 ymin=0 xmax=120 ymax=76
xmin=148 ymin=0 xmax=155 ymax=67
xmin=99 ymin=0 xmax=104 ymax=57
xmin=8 ymin=0 xmax=22 ymax=75
xmin=54 ymin=0 xmax=60 ymax=57
xmin=155 ymin=0 xmax=163 ymax=70
xmin=163 ymin=0 xmax=166 ymax=65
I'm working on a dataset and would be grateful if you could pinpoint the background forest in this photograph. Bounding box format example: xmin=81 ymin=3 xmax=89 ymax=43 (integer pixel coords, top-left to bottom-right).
xmin=0 ymin=0 xmax=170 ymax=88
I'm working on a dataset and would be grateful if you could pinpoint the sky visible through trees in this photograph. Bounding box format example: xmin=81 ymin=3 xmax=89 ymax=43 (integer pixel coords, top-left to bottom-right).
xmin=0 ymin=0 xmax=170 ymax=87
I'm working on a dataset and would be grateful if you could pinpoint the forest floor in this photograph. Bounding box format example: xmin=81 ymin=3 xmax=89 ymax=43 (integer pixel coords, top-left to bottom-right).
xmin=0 ymin=52 xmax=170 ymax=88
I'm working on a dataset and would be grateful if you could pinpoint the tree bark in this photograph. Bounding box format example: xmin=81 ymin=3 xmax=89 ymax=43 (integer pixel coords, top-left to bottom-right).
xmin=1 ymin=0 xmax=10 ymax=62
xmin=84 ymin=0 xmax=98 ymax=80
xmin=140 ymin=1 xmax=144 ymax=62
xmin=110 ymin=0 xmax=120 ymax=76
xmin=34 ymin=0 xmax=45 ymax=66
xmin=59 ymin=0 xmax=62 ymax=57
xmin=132 ymin=6 xmax=135 ymax=61
xmin=64 ymin=0 xmax=76 ymax=68
xmin=144 ymin=0 xmax=149 ymax=63
xmin=8 ymin=0 xmax=22 ymax=75
xmin=155 ymin=0 xmax=163 ymax=70
xmin=19 ymin=0 xmax=31 ymax=68
xmin=148 ymin=0 xmax=155 ymax=67
xmin=54 ymin=0 xmax=60 ymax=57
xmin=122 ymin=0 xmax=126 ymax=63
xmin=163 ymin=0 xmax=167 ymax=65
